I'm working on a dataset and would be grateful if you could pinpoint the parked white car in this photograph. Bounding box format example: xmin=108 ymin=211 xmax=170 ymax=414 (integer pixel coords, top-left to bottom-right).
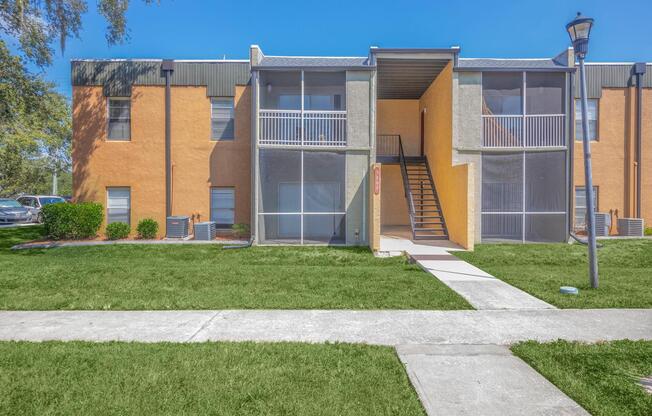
xmin=16 ymin=195 xmax=66 ymax=223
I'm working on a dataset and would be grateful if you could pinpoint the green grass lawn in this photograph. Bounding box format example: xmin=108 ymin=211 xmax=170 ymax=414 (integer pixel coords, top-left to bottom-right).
xmin=0 ymin=341 xmax=425 ymax=416
xmin=0 ymin=226 xmax=470 ymax=310
xmin=454 ymin=240 xmax=652 ymax=308
xmin=512 ymin=340 xmax=652 ymax=416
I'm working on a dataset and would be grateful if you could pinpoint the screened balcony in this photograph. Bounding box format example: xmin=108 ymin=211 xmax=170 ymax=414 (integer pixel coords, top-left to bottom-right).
xmin=481 ymin=72 xmax=567 ymax=148
xmin=258 ymin=71 xmax=347 ymax=147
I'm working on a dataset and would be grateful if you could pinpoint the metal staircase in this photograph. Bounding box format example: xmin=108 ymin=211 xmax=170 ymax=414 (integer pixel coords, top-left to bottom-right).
xmin=398 ymin=138 xmax=449 ymax=240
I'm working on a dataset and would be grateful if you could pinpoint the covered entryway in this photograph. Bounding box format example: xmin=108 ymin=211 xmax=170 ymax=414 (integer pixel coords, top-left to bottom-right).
xmin=371 ymin=48 xmax=473 ymax=248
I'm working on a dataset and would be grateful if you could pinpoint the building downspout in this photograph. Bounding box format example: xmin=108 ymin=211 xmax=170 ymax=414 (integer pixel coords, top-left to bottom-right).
xmin=162 ymin=60 xmax=175 ymax=217
xmin=568 ymin=70 xmax=575 ymax=236
xmin=634 ymin=63 xmax=646 ymax=218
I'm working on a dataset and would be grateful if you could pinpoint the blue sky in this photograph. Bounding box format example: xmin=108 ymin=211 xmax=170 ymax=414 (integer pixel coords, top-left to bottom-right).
xmin=6 ymin=0 xmax=652 ymax=97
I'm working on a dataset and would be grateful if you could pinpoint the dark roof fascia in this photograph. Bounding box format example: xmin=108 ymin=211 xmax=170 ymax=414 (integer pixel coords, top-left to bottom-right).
xmin=371 ymin=47 xmax=460 ymax=55
xmin=454 ymin=66 xmax=575 ymax=73
xmin=252 ymin=65 xmax=375 ymax=71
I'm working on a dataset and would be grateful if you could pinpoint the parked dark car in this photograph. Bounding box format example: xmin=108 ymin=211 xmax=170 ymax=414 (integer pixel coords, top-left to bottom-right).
xmin=0 ymin=198 xmax=33 ymax=224
xmin=16 ymin=195 xmax=66 ymax=223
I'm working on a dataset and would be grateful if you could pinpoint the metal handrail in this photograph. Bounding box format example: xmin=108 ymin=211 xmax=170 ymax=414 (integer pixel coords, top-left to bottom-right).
xmin=398 ymin=136 xmax=417 ymax=238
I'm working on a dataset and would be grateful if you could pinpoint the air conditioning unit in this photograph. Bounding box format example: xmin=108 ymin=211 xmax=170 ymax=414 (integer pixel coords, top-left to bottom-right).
xmin=594 ymin=213 xmax=610 ymax=237
xmin=618 ymin=218 xmax=644 ymax=237
xmin=194 ymin=221 xmax=216 ymax=241
xmin=166 ymin=216 xmax=190 ymax=238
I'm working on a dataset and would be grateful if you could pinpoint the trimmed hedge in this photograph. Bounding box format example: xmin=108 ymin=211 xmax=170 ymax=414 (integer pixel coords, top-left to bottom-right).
xmin=137 ymin=218 xmax=159 ymax=239
xmin=42 ymin=202 xmax=103 ymax=240
xmin=106 ymin=222 xmax=130 ymax=240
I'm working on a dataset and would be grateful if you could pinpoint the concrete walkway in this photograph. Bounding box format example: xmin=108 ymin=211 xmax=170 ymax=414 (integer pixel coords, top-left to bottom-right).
xmin=379 ymin=236 xmax=555 ymax=310
xmin=1 ymin=309 xmax=649 ymax=415
xmin=398 ymin=344 xmax=589 ymax=415
xmin=1 ymin=309 xmax=649 ymax=345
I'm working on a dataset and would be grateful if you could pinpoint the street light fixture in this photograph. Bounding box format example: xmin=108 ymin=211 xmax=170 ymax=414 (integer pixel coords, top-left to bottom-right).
xmin=567 ymin=12 xmax=599 ymax=289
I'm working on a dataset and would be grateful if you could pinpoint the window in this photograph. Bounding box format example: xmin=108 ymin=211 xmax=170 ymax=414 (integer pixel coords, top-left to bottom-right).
xmin=211 ymin=188 xmax=235 ymax=228
xmin=575 ymin=99 xmax=598 ymax=141
xmin=211 ymin=98 xmax=235 ymax=140
xmin=107 ymin=187 xmax=130 ymax=224
xmin=482 ymin=72 xmax=523 ymax=115
xmin=108 ymin=98 xmax=131 ymax=140
xmin=574 ymin=186 xmax=598 ymax=230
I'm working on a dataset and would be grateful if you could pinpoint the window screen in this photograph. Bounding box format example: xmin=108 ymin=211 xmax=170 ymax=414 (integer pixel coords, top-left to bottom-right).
xmin=482 ymin=72 xmax=523 ymax=115
xmin=575 ymin=99 xmax=598 ymax=141
xmin=211 ymin=98 xmax=235 ymax=140
xmin=108 ymin=98 xmax=131 ymax=140
xmin=258 ymin=149 xmax=346 ymax=244
xmin=482 ymin=153 xmax=523 ymax=212
xmin=482 ymin=151 xmax=567 ymax=242
xmin=304 ymin=72 xmax=346 ymax=111
xmin=107 ymin=187 xmax=130 ymax=224
xmin=211 ymin=188 xmax=235 ymax=227
xmin=525 ymin=73 xmax=565 ymax=115
xmin=259 ymin=71 xmax=302 ymax=110
xmin=525 ymin=152 xmax=566 ymax=212
xmin=574 ymin=186 xmax=598 ymax=230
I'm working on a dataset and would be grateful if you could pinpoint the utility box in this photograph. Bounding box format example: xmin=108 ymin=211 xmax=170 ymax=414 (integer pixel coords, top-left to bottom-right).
xmin=618 ymin=218 xmax=644 ymax=237
xmin=594 ymin=213 xmax=611 ymax=237
xmin=194 ymin=221 xmax=216 ymax=241
xmin=166 ymin=216 xmax=190 ymax=238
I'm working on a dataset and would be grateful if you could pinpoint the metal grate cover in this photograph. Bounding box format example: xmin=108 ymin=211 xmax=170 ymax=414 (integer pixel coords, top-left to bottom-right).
xmin=166 ymin=216 xmax=190 ymax=238
xmin=194 ymin=222 xmax=217 ymax=241
xmin=617 ymin=218 xmax=644 ymax=237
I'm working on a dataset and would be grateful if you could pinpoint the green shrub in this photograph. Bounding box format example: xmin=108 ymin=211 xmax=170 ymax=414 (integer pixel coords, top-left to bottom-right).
xmin=232 ymin=223 xmax=250 ymax=238
xmin=42 ymin=202 xmax=103 ymax=240
xmin=136 ymin=218 xmax=159 ymax=239
xmin=645 ymin=227 xmax=652 ymax=236
xmin=106 ymin=222 xmax=130 ymax=240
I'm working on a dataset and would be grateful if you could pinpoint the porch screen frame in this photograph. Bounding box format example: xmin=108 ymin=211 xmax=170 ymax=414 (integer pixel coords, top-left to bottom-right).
xmin=481 ymin=150 xmax=567 ymax=242
xmin=257 ymin=149 xmax=347 ymax=245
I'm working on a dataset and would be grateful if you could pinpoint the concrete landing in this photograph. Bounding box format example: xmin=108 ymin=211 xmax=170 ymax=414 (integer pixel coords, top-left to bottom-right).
xmin=380 ymin=236 xmax=555 ymax=310
xmin=397 ymin=344 xmax=589 ymax=416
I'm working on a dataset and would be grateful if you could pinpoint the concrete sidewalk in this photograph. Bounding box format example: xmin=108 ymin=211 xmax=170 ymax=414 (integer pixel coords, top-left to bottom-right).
xmin=1 ymin=309 xmax=648 ymax=416
xmin=398 ymin=344 xmax=590 ymax=415
xmin=380 ymin=236 xmax=555 ymax=310
xmin=1 ymin=309 xmax=649 ymax=345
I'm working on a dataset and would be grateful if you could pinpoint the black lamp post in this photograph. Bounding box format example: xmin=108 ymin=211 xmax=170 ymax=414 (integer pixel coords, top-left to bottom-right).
xmin=567 ymin=12 xmax=599 ymax=289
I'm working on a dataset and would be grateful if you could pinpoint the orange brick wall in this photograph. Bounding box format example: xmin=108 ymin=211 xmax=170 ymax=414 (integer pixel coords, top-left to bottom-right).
xmin=72 ymin=85 xmax=251 ymax=237
xmin=573 ymin=87 xmax=652 ymax=232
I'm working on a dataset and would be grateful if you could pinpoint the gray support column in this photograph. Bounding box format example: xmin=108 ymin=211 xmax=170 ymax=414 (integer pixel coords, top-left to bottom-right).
xmin=346 ymin=71 xmax=372 ymax=148
xmin=346 ymin=151 xmax=369 ymax=245
xmin=452 ymin=71 xmax=483 ymax=243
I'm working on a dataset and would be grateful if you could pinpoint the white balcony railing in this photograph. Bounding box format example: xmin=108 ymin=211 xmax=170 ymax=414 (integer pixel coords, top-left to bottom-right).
xmin=482 ymin=114 xmax=565 ymax=148
xmin=259 ymin=109 xmax=347 ymax=147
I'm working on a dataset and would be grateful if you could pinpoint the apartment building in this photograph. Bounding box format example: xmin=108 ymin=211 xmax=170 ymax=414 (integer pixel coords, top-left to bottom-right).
xmin=71 ymin=45 xmax=650 ymax=249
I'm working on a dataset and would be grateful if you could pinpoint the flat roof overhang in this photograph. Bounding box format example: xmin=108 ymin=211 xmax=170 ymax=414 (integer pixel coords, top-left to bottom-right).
xmin=371 ymin=48 xmax=459 ymax=99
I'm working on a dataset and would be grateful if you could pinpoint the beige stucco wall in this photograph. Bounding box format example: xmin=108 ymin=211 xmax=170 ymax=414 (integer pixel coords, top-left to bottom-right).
xmin=72 ymin=85 xmax=251 ymax=238
xmin=419 ymin=62 xmax=475 ymax=249
xmin=376 ymin=99 xmax=421 ymax=156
